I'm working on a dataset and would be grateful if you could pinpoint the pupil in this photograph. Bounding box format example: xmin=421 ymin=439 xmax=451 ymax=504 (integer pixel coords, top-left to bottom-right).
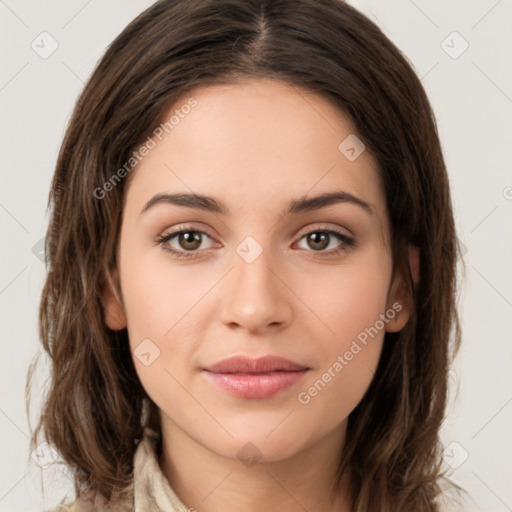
xmin=180 ymin=232 xmax=201 ymax=250
xmin=309 ymin=232 xmax=328 ymax=250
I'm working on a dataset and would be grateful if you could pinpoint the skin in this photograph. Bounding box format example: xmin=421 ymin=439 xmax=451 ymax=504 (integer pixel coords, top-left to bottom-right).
xmin=102 ymin=78 xmax=412 ymax=512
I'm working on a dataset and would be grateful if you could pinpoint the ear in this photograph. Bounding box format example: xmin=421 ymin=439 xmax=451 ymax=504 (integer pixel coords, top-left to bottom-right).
xmin=100 ymin=268 xmax=127 ymax=330
xmin=385 ymin=244 xmax=419 ymax=333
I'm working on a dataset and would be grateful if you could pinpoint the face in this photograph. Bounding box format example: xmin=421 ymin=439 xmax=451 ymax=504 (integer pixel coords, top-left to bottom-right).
xmin=102 ymin=78 xmax=410 ymax=462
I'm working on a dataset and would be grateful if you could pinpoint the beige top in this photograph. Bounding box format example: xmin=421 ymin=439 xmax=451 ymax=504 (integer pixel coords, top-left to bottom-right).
xmin=49 ymin=428 xmax=191 ymax=512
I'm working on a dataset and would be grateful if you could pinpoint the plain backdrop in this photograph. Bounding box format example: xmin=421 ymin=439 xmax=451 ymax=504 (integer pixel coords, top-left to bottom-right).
xmin=1 ymin=1 xmax=511 ymax=511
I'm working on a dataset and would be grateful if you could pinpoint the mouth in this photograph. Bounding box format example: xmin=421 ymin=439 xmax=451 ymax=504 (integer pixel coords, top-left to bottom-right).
xmin=202 ymin=355 xmax=310 ymax=399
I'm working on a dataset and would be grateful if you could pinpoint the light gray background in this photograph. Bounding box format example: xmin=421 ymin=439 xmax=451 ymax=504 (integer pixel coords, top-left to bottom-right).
xmin=1 ymin=1 xmax=511 ymax=511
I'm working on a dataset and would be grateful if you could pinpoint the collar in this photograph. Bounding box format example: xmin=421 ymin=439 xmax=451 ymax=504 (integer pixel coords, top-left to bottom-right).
xmin=133 ymin=427 xmax=191 ymax=512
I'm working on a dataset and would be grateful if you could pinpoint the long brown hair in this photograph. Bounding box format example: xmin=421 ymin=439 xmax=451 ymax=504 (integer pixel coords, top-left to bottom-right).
xmin=26 ymin=0 xmax=462 ymax=510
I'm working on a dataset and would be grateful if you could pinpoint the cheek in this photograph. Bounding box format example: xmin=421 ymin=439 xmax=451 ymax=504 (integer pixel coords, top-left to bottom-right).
xmin=118 ymin=247 xmax=198 ymax=386
xmin=296 ymin=300 xmax=385 ymax=433
xmin=296 ymin=342 xmax=383 ymax=441
xmin=293 ymin=258 xmax=390 ymax=417
xmin=120 ymin=258 xmax=201 ymax=414
xmin=304 ymin=257 xmax=392 ymax=346
xmin=120 ymin=246 xmax=203 ymax=341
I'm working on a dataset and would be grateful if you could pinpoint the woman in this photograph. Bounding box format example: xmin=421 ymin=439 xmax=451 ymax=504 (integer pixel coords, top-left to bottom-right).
xmin=27 ymin=0 xmax=463 ymax=510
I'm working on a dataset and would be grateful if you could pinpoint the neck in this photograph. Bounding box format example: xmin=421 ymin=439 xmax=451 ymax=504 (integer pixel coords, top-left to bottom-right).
xmin=158 ymin=419 xmax=352 ymax=512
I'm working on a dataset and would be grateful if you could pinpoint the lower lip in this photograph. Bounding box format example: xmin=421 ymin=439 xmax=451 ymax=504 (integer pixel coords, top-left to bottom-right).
xmin=203 ymin=370 xmax=309 ymax=399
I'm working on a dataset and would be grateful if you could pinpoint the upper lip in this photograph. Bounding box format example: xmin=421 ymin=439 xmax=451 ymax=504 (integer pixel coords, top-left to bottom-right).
xmin=203 ymin=355 xmax=309 ymax=374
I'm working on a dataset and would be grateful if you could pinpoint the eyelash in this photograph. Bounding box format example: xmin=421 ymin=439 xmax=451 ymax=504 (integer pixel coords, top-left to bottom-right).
xmin=155 ymin=225 xmax=355 ymax=260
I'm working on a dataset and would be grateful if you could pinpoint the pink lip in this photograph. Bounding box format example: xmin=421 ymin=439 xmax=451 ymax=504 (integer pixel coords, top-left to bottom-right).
xmin=204 ymin=355 xmax=308 ymax=373
xmin=202 ymin=355 xmax=309 ymax=399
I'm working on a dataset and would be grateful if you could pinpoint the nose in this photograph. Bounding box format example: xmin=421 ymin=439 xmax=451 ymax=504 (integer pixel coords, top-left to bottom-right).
xmin=219 ymin=245 xmax=293 ymax=334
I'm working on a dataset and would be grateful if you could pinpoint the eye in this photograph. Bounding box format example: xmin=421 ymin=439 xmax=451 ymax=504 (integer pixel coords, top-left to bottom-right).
xmin=295 ymin=228 xmax=355 ymax=257
xmin=156 ymin=228 xmax=217 ymax=259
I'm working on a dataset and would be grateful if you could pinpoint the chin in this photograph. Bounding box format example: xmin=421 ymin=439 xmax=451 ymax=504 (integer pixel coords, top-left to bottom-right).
xmin=205 ymin=420 xmax=315 ymax=463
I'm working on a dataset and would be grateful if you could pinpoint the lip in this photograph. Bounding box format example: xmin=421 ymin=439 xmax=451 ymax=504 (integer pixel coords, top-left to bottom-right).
xmin=203 ymin=355 xmax=309 ymax=373
xmin=202 ymin=355 xmax=310 ymax=399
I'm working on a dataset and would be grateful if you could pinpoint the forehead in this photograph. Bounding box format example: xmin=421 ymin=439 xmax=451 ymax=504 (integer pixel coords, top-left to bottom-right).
xmin=124 ymin=78 xmax=386 ymax=218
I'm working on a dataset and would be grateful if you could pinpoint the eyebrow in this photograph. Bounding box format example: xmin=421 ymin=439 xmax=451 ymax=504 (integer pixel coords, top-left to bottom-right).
xmin=140 ymin=190 xmax=374 ymax=217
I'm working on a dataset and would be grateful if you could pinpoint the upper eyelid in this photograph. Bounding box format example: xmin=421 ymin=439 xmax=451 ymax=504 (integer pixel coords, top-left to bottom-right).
xmin=162 ymin=222 xmax=352 ymax=238
xmin=296 ymin=224 xmax=352 ymax=238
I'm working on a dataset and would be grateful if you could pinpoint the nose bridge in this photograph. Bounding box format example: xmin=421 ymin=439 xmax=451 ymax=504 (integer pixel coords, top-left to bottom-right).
xmin=220 ymin=235 xmax=291 ymax=332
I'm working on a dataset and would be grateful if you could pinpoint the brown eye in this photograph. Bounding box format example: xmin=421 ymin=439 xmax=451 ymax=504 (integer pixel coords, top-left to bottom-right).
xmin=297 ymin=229 xmax=354 ymax=254
xmin=157 ymin=229 xmax=216 ymax=257
xmin=306 ymin=232 xmax=330 ymax=251
xmin=177 ymin=231 xmax=203 ymax=251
